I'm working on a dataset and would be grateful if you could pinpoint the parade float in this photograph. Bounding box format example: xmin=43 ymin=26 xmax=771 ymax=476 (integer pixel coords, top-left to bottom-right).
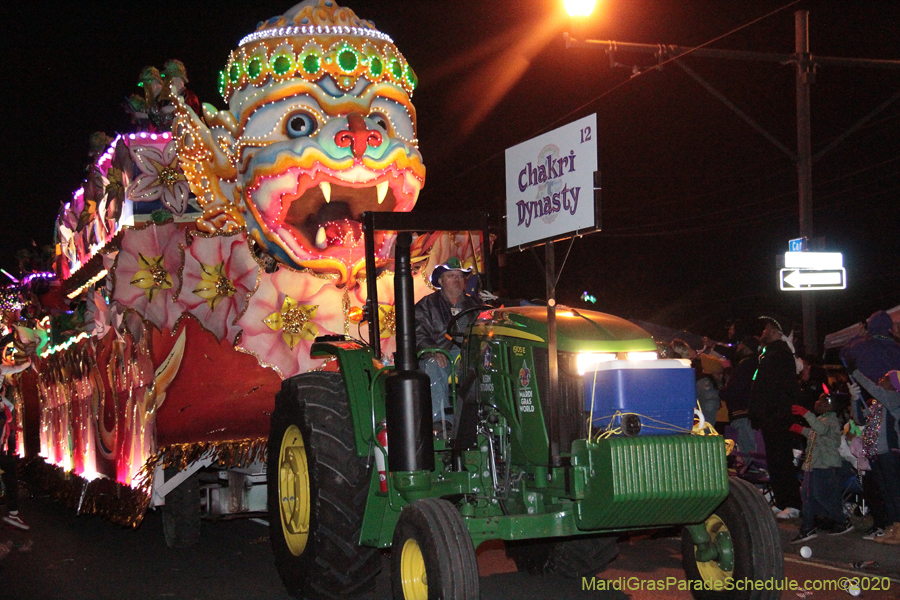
xmin=16 ymin=0 xmax=483 ymax=538
xmin=8 ymin=3 xmax=784 ymax=599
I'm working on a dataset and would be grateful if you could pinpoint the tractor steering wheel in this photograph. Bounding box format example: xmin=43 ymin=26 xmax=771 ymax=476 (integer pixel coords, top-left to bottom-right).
xmin=444 ymin=304 xmax=494 ymax=347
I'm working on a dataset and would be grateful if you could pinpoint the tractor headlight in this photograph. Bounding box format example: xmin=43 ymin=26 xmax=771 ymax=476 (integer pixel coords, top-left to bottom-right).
xmin=626 ymin=351 xmax=658 ymax=362
xmin=575 ymin=352 xmax=617 ymax=375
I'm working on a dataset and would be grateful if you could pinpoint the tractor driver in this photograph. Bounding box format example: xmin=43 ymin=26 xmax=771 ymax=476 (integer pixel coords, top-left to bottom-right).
xmin=414 ymin=257 xmax=479 ymax=433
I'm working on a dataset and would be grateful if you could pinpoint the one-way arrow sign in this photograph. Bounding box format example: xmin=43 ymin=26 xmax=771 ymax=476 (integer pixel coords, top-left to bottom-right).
xmin=779 ymin=268 xmax=846 ymax=291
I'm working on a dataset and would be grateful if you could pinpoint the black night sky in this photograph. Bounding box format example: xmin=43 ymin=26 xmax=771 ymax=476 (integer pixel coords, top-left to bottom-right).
xmin=3 ymin=0 xmax=899 ymax=349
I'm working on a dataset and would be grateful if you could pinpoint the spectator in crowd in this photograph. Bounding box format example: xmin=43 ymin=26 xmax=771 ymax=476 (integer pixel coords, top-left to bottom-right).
xmin=841 ymin=310 xmax=900 ymax=541
xmin=842 ymin=310 xmax=900 ymax=383
xmin=848 ymin=369 xmax=900 ymax=544
xmin=706 ymin=318 xmax=744 ymax=364
xmin=671 ymin=339 xmax=723 ymax=428
xmin=798 ymin=354 xmax=830 ymax=412
xmin=749 ymin=314 xmax=803 ymax=519
xmin=670 ymin=338 xmax=696 ymax=363
xmin=0 ymin=359 xmax=31 ymax=531
xmin=720 ymin=336 xmax=760 ymax=453
xmin=696 ymin=354 xmax=726 ymax=428
xmin=789 ymin=394 xmax=854 ymax=543
xmin=843 ymin=415 xmax=886 ymax=540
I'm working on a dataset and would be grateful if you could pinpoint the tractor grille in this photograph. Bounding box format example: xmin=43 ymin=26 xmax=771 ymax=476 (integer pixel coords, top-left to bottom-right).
xmin=533 ymin=348 xmax=588 ymax=455
xmin=573 ymin=435 xmax=729 ymax=529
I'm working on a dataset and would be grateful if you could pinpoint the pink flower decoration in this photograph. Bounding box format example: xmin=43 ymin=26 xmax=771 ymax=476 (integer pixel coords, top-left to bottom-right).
xmin=236 ymin=269 xmax=344 ymax=378
xmin=179 ymin=232 xmax=260 ymax=343
xmin=111 ymin=223 xmax=185 ymax=331
xmin=84 ymin=289 xmax=112 ymax=339
xmin=127 ymin=140 xmax=190 ymax=215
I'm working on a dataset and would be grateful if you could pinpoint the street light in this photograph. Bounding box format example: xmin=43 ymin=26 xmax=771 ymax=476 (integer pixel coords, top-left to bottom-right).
xmin=564 ymin=0 xmax=596 ymax=18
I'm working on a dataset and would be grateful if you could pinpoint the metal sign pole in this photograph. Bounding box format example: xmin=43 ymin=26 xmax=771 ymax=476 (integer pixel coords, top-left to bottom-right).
xmin=794 ymin=10 xmax=817 ymax=353
xmin=545 ymin=241 xmax=560 ymax=467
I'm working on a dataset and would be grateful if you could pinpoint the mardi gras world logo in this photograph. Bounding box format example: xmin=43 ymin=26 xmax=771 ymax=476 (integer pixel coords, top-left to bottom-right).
xmin=174 ymin=0 xmax=425 ymax=285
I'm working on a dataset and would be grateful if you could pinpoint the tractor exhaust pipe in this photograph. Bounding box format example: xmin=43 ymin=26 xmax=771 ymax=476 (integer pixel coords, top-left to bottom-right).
xmin=384 ymin=232 xmax=434 ymax=473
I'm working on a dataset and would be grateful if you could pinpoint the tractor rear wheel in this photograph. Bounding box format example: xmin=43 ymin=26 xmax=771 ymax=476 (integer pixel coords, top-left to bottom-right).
xmin=681 ymin=476 xmax=783 ymax=599
xmin=267 ymin=372 xmax=381 ymax=600
xmin=505 ymin=534 xmax=618 ymax=578
xmin=390 ymin=498 xmax=479 ymax=600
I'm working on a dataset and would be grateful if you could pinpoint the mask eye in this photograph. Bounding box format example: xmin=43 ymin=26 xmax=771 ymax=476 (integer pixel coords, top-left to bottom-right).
xmin=285 ymin=112 xmax=317 ymax=138
xmin=370 ymin=113 xmax=389 ymax=132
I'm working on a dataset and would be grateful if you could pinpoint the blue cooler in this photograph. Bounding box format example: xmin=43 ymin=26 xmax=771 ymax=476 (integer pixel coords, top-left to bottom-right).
xmin=583 ymin=359 xmax=696 ymax=435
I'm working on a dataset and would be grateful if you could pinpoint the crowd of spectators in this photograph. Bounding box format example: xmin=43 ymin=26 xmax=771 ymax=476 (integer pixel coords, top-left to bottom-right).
xmin=669 ymin=310 xmax=900 ymax=545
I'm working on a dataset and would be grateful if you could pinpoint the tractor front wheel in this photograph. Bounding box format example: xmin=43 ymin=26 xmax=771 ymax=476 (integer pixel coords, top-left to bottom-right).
xmin=390 ymin=498 xmax=479 ymax=600
xmin=267 ymin=372 xmax=381 ymax=600
xmin=681 ymin=477 xmax=783 ymax=599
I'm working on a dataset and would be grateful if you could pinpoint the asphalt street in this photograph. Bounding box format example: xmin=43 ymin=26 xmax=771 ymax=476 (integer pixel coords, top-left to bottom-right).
xmin=2 ymin=489 xmax=898 ymax=600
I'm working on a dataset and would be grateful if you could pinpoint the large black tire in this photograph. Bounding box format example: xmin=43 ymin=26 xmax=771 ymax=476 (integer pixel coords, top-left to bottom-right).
xmin=391 ymin=498 xmax=479 ymax=600
xmin=161 ymin=468 xmax=200 ymax=549
xmin=681 ymin=477 xmax=783 ymax=600
xmin=505 ymin=534 xmax=618 ymax=578
xmin=267 ymin=372 xmax=381 ymax=600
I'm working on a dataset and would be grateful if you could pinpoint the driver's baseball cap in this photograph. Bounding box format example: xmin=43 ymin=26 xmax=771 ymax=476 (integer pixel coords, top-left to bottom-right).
xmin=430 ymin=257 xmax=473 ymax=289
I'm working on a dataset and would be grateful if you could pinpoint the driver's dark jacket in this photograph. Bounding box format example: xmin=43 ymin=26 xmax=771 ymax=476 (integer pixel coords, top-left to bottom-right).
xmin=414 ymin=291 xmax=479 ymax=353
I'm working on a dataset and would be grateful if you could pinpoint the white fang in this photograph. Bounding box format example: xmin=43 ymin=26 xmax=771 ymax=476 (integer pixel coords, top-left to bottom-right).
xmin=376 ymin=181 xmax=388 ymax=204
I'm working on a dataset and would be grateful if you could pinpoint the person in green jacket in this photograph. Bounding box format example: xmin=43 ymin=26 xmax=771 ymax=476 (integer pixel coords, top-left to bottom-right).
xmin=789 ymin=394 xmax=853 ymax=543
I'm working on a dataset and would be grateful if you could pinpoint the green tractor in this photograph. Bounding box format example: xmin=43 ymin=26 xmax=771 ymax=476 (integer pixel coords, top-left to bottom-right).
xmin=266 ymin=212 xmax=782 ymax=600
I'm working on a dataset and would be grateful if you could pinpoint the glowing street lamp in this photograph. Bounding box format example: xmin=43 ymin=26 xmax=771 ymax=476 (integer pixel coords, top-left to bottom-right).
xmin=564 ymin=0 xmax=596 ymax=18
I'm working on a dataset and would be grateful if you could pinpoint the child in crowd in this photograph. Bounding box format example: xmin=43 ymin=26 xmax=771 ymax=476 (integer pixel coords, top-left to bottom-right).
xmin=789 ymin=394 xmax=853 ymax=543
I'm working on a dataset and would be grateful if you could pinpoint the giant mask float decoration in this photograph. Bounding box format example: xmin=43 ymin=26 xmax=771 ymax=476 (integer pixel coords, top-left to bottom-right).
xmin=174 ymin=0 xmax=425 ymax=285
xmin=28 ymin=1 xmax=483 ymax=522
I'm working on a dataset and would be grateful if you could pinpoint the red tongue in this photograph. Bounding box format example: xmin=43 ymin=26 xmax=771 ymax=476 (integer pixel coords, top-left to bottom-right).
xmin=324 ymin=220 xmax=363 ymax=246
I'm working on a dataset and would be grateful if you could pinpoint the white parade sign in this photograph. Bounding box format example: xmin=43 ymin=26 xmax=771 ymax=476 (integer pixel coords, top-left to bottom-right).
xmin=779 ymin=268 xmax=846 ymax=291
xmin=505 ymin=114 xmax=599 ymax=249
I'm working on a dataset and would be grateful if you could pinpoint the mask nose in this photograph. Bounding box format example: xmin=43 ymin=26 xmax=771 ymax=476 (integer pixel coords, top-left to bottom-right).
xmin=334 ymin=113 xmax=382 ymax=159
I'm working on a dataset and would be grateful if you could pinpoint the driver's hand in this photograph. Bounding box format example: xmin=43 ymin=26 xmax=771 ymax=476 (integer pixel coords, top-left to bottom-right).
xmin=434 ymin=353 xmax=449 ymax=369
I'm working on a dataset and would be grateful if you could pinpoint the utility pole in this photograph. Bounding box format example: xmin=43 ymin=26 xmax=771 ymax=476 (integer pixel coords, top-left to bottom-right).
xmin=794 ymin=11 xmax=816 ymax=357
xmin=565 ymin=10 xmax=900 ymax=353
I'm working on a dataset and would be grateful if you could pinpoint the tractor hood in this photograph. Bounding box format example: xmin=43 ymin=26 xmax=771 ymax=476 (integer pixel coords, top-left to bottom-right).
xmin=472 ymin=306 xmax=657 ymax=353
